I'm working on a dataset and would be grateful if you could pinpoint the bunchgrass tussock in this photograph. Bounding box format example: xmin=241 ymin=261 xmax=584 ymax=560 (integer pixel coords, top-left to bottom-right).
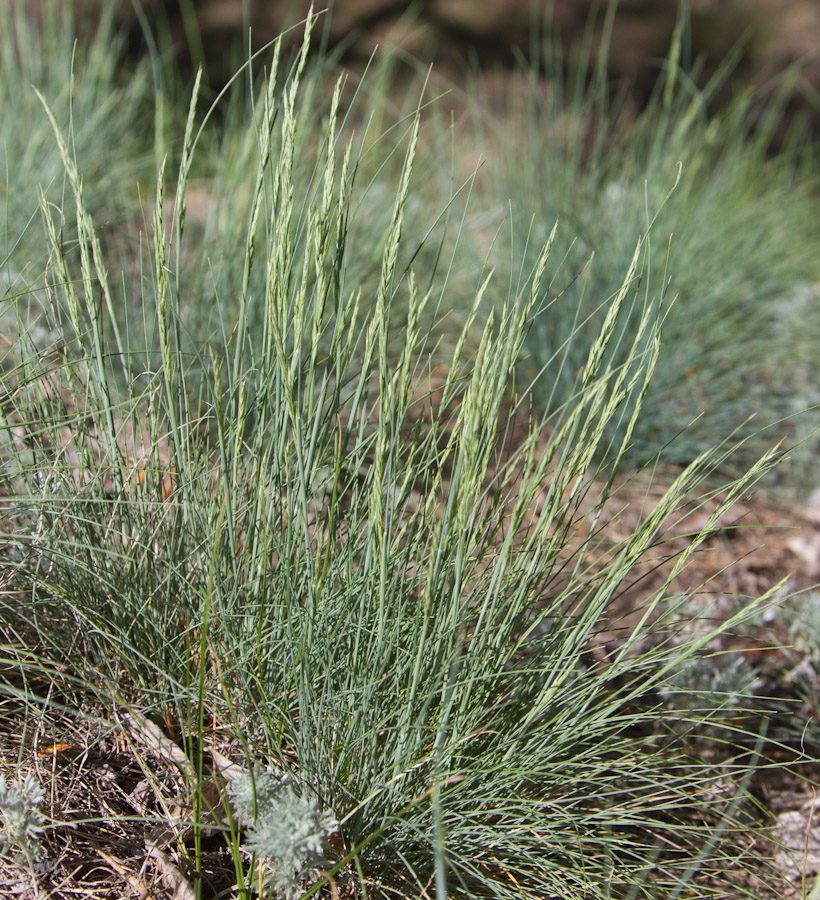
xmin=0 ymin=773 xmax=45 ymax=867
xmin=0 ymin=8 xmax=803 ymax=899
xmin=471 ymin=11 xmax=820 ymax=479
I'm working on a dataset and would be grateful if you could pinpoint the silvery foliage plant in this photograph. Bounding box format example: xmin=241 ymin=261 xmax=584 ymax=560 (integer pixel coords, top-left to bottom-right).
xmin=229 ymin=767 xmax=337 ymax=898
xmin=0 ymin=774 xmax=45 ymax=865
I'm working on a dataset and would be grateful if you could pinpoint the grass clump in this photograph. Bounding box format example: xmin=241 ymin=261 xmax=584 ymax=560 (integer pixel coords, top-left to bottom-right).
xmin=0 ymin=9 xmax=807 ymax=900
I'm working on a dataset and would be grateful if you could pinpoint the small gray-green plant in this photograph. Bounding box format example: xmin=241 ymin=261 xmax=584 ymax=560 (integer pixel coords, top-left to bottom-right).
xmin=0 ymin=773 xmax=45 ymax=867
xmin=229 ymin=768 xmax=337 ymax=899
xmin=780 ymin=591 xmax=820 ymax=730
xmin=659 ymin=653 xmax=762 ymax=715
xmin=785 ymin=591 xmax=820 ymax=661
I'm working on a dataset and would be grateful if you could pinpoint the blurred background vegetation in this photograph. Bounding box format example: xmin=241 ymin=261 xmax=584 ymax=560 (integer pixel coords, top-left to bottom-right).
xmin=18 ymin=0 xmax=820 ymax=137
